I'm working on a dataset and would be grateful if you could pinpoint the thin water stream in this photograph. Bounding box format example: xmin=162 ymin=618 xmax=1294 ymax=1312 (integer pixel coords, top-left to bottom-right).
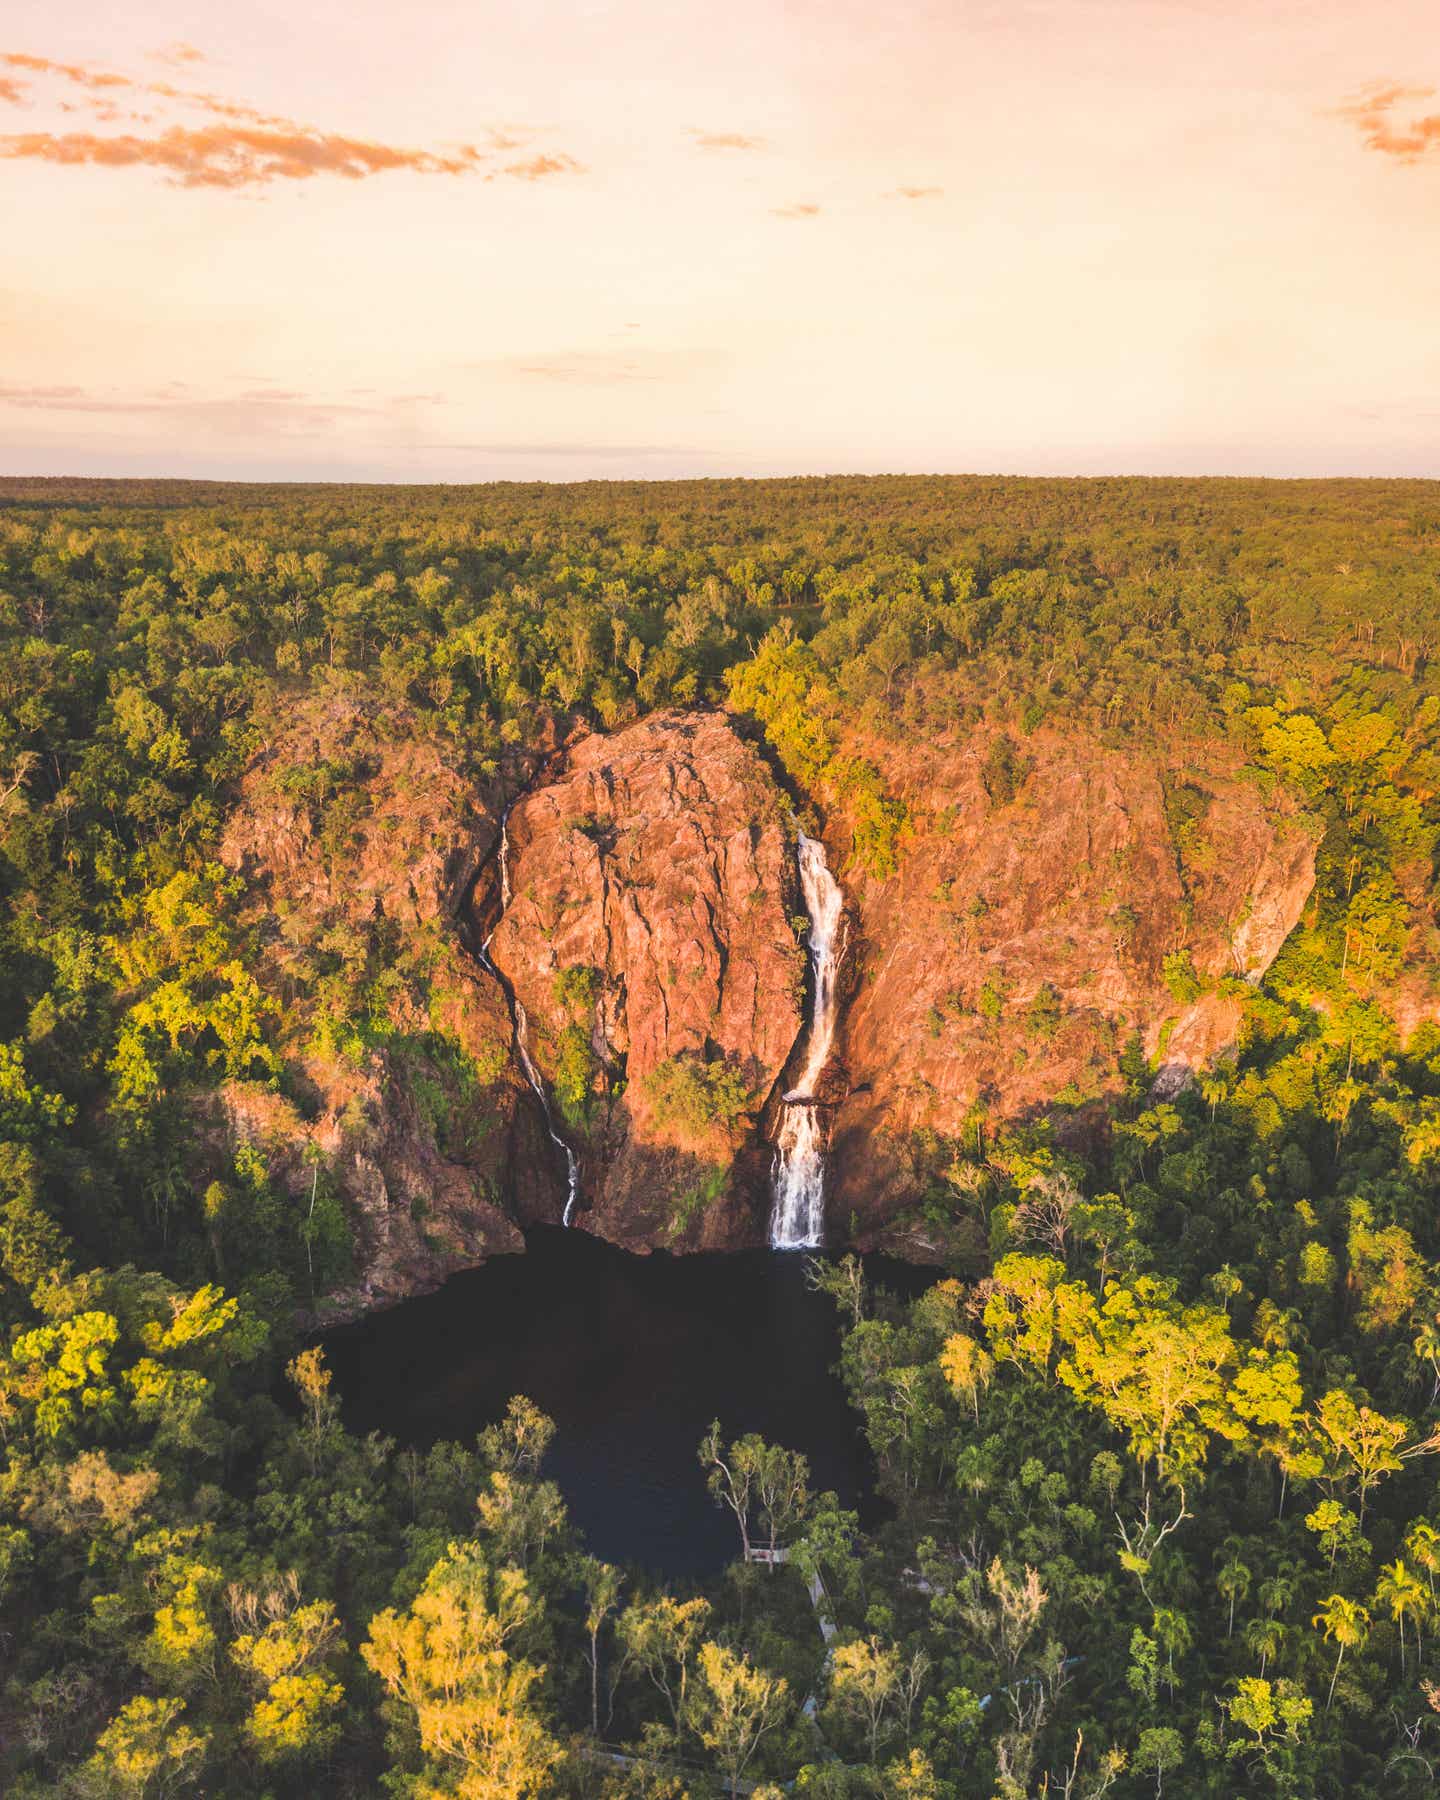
xmin=477 ymin=813 xmax=582 ymax=1225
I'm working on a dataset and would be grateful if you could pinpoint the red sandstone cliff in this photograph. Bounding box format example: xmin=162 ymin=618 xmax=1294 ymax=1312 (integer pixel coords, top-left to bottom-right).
xmin=820 ymin=725 xmax=1319 ymax=1239
xmin=207 ymin=690 xmax=555 ymax=1318
xmin=203 ymin=696 xmax=1323 ymax=1312
xmin=483 ymin=710 xmax=806 ymax=1251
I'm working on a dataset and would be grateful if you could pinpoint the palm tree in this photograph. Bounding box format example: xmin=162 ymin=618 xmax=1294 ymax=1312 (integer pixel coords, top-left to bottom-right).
xmin=1406 ymin=1521 xmax=1440 ymax=1605
xmin=1312 ymin=1594 xmax=1370 ymax=1711
xmin=1199 ymin=1071 xmax=1229 ymax=1121
xmin=1243 ymin=1615 xmax=1286 ymax=1678
xmin=1375 ymin=1559 xmax=1429 ymax=1676
xmin=1258 ymin=1569 xmax=1296 ymax=1620
xmin=1217 ymin=1553 xmax=1252 ymax=1638
xmin=1151 ymin=1606 xmax=1193 ymax=1694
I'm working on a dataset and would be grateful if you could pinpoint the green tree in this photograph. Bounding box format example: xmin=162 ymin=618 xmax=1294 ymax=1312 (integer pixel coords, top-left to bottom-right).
xmin=362 ymin=1541 xmax=560 ymax=1799
xmin=77 ymin=1695 xmax=208 ymax=1798
xmin=1311 ymin=1594 xmax=1370 ymax=1711
xmin=617 ymin=1594 xmax=712 ymax=1737
xmin=691 ymin=1640 xmax=789 ymax=1799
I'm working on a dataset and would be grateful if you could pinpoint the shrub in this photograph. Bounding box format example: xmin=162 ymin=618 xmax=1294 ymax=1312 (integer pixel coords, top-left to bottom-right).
xmin=552 ymin=964 xmax=601 ymax=1018
xmin=1162 ymin=949 xmax=1204 ymax=1004
xmin=1027 ymin=982 xmax=1063 ymax=1041
xmin=643 ymin=1053 xmax=753 ymax=1137
xmin=552 ymin=1023 xmax=596 ymax=1130
xmin=667 ymin=1165 xmax=727 ymax=1240
xmin=981 ymin=735 xmax=1026 ymax=806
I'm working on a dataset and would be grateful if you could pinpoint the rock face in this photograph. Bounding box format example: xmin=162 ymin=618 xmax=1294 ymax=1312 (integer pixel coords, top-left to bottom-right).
xmin=483 ymin=710 xmax=806 ymax=1251
xmin=1389 ymin=852 xmax=1440 ymax=1043
xmin=200 ymin=1063 xmax=527 ymax=1324
xmin=205 ymin=696 xmax=1322 ymax=1313
xmin=218 ymin=689 xmax=502 ymax=938
xmin=823 ymin=727 xmax=1318 ymax=1237
xmin=207 ymin=689 xmax=558 ymax=1320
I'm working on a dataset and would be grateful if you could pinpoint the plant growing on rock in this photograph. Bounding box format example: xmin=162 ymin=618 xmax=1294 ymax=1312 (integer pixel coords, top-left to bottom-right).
xmin=643 ymin=1053 xmax=753 ymax=1140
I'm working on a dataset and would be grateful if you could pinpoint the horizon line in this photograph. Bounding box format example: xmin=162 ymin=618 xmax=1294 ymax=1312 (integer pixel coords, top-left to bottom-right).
xmin=5 ymin=467 xmax=1440 ymax=490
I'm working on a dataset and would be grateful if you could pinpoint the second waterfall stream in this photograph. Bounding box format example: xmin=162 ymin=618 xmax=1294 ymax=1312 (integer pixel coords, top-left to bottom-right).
xmin=770 ymin=831 xmax=845 ymax=1249
xmin=483 ymin=813 xmax=582 ymax=1227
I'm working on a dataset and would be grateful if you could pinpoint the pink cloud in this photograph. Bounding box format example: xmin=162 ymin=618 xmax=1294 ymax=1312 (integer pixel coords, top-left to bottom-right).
xmin=690 ymin=129 xmax=766 ymax=151
xmin=152 ymin=42 xmax=206 ymax=68
xmin=495 ymin=152 xmax=584 ymax=181
xmin=1334 ymin=81 xmax=1440 ymax=163
xmin=0 ymin=123 xmax=486 ymax=187
xmin=0 ymin=48 xmax=585 ymax=188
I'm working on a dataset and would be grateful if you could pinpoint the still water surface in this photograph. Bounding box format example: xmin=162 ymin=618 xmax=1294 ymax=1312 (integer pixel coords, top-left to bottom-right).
xmin=324 ymin=1227 xmax=929 ymax=1575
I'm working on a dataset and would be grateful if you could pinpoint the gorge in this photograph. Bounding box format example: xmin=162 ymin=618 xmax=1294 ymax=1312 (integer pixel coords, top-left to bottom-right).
xmin=296 ymin=704 xmax=1320 ymax=1565
xmin=210 ymin=691 xmax=1326 ymax=1323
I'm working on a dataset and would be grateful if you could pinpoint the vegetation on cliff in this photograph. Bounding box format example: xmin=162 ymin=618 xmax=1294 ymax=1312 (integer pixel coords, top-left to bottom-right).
xmin=1 ymin=473 xmax=1439 ymax=1792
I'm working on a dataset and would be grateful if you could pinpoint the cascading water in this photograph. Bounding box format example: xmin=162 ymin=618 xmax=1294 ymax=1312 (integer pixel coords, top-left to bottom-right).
xmin=770 ymin=832 xmax=845 ymax=1250
xmin=479 ymin=814 xmax=582 ymax=1227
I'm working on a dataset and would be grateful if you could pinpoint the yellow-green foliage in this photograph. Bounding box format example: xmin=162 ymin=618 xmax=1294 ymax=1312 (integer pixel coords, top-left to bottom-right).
xmin=726 ymin=631 xmax=909 ymax=878
xmin=106 ymin=867 xmax=278 ymax=1109
xmin=644 ymin=1053 xmax=753 ymax=1138
xmin=552 ymin=1023 xmax=596 ymax=1130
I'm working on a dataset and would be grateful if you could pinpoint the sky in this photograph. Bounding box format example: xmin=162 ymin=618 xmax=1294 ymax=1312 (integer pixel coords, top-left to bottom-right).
xmin=2 ymin=0 xmax=1440 ymax=482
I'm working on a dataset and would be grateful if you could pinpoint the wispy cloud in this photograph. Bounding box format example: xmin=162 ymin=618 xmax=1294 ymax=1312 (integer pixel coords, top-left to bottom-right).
xmin=771 ymin=201 xmax=820 ymax=219
xmin=499 ymin=152 xmax=583 ymax=181
xmin=888 ymin=184 xmax=943 ymax=199
xmin=2 ymin=51 xmax=132 ymax=93
xmin=509 ymin=355 xmax=652 ymax=384
xmin=0 ymin=49 xmax=583 ymax=187
xmin=0 ymin=125 xmax=488 ymax=187
xmin=0 ymin=379 xmax=438 ymax=433
xmin=491 ymin=348 xmax=721 ymax=384
xmin=1 ymin=51 xmax=309 ymax=129
xmin=0 ymin=382 xmax=93 ymax=407
xmin=152 ymin=42 xmax=206 ymax=68
xmin=689 ymin=128 xmax=766 ymax=151
xmin=1333 ymin=81 xmax=1440 ymax=163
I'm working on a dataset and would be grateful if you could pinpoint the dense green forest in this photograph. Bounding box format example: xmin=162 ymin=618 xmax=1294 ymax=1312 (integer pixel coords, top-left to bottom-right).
xmin=3 ymin=473 xmax=1440 ymax=1796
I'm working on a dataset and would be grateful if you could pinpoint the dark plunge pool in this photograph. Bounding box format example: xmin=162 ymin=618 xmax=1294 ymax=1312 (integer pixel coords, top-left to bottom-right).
xmin=323 ymin=1226 xmax=930 ymax=1576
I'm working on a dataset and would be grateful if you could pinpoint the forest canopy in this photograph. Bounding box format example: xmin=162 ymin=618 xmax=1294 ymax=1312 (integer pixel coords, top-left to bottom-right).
xmin=2 ymin=473 xmax=1440 ymax=1797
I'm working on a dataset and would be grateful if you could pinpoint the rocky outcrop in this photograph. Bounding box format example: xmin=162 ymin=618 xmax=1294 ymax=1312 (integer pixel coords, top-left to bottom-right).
xmin=483 ymin=710 xmax=806 ymax=1250
xmin=822 ymin=727 xmax=1319 ymax=1235
xmin=203 ymin=693 xmax=1322 ymax=1312
xmin=218 ymin=692 xmax=501 ymax=935
xmin=200 ymin=1063 xmax=526 ymax=1322
xmin=205 ymin=688 xmax=562 ymax=1318
xmin=1388 ymin=853 xmax=1440 ymax=1044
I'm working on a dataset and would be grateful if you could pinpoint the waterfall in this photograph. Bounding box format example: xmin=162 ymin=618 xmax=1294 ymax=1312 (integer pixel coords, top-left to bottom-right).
xmin=770 ymin=832 xmax=845 ymax=1249
xmin=479 ymin=814 xmax=582 ymax=1227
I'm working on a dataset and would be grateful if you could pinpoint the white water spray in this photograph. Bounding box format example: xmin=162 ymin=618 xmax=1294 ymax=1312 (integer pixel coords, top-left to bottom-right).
xmin=480 ymin=815 xmax=582 ymax=1227
xmin=770 ymin=832 xmax=845 ymax=1249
